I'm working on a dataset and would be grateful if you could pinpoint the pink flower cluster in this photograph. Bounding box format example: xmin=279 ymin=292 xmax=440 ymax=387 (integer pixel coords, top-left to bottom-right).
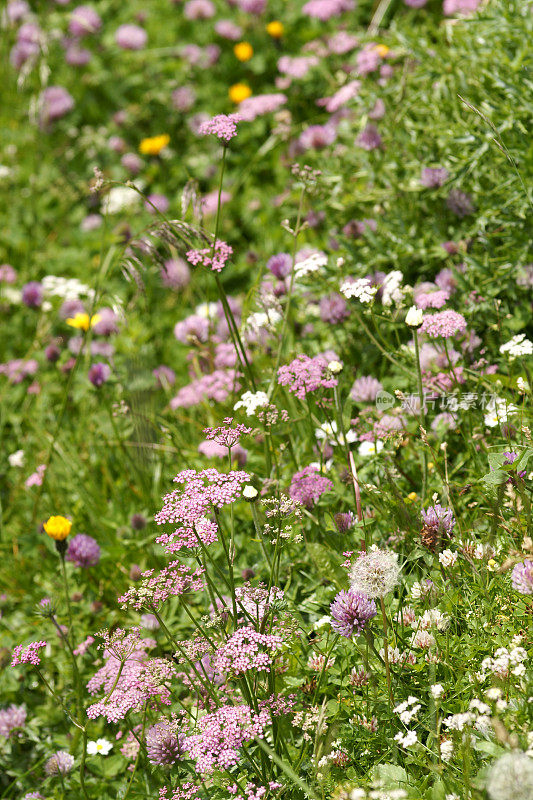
xmin=118 ymin=562 xmax=207 ymax=609
xmin=170 ymin=368 xmax=241 ymax=408
xmin=86 ymin=637 xmax=175 ymax=722
xmin=212 ymin=627 xmax=284 ymax=675
xmin=289 ymin=465 xmax=333 ymax=509
xmin=186 ymin=239 xmax=233 ymax=273
xmin=198 ymin=113 xmax=240 ymax=141
xmin=277 ymin=354 xmax=338 ymax=399
xmin=237 ymin=93 xmax=287 ymax=122
xmin=302 ymin=0 xmax=354 ymax=21
xmin=203 ymin=418 xmax=252 ymax=448
xmin=159 ymin=783 xmax=202 ymax=800
xmin=184 ymin=703 xmax=270 ymax=773
xmin=420 ymin=309 xmax=467 ymax=339
xmin=228 ymin=782 xmax=283 ymax=800
xmin=155 ymin=468 xmax=248 ymax=553
xmin=12 ymin=641 xmax=47 ymax=666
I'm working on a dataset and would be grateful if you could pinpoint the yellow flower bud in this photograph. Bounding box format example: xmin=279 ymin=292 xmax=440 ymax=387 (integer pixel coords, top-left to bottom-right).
xmin=266 ymin=21 xmax=284 ymax=38
xmin=228 ymin=83 xmax=252 ymax=104
xmin=44 ymin=516 xmax=72 ymax=541
xmin=233 ymin=42 xmax=253 ymax=62
xmin=139 ymin=134 xmax=170 ymax=156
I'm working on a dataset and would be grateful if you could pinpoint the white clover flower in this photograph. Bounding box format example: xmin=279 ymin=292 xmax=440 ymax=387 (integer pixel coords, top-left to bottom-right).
xmin=340 ymin=277 xmax=377 ymax=303
xmin=420 ymin=608 xmax=449 ymax=631
xmin=87 ymin=738 xmax=113 ymax=756
xmin=350 ymin=547 xmax=400 ymax=598
xmin=394 ymin=730 xmax=418 ymax=748
xmin=439 ymin=549 xmax=457 ymax=567
xmin=486 ymin=751 xmax=533 ymax=800
xmin=8 ymin=450 xmax=25 ymax=468
xmin=411 ymin=629 xmax=436 ymax=649
xmin=405 ymin=306 xmax=424 ymax=327
xmin=294 ymin=251 xmax=327 ymax=278
xmin=517 ymin=377 xmax=528 ymax=393
xmin=234 ymin=391 xmax=269 ymax=416
xmin=358 ymin=440 xmax=384 ymax=457
xmin=328 ymin=360 xmax=343 ymax=374
xmin=440 ymin=739 xmax=454 ymax=762
xmin=499 ymin=333 xmax=533 ymax=360
xmin=431 ymin=684 xmax=444 ymax=699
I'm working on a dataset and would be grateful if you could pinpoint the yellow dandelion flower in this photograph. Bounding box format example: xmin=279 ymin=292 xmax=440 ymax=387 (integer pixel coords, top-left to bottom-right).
xmin=373 ymin=44 xmax=389 ymax=58
xmin=233 ymin=42 xmax=253 ymax=62
xmin=266 ymin=21 xmax=284 ymax=38
xmin=228 ymin=83 xmax=252 ymax=104
xmin=139 ymin=134 xmax=170 ymax=156
xmin=404 ymin=491 xmax=418 ymax=504
xmin=66 ymin=312 xmax=101 ymax=331
xmin=44 ymin=516 xmax=72 ymax=541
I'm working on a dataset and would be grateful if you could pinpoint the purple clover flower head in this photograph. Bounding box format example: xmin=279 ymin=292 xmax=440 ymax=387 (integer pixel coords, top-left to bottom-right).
xmin=319 ymin=292 xmax=349 ymax=324
xmin=0 ymin=704 xmax=27 ymax=738
xmin=39 ymin=86 xmax=74 ymax=124
xmin=330 ymin=589 xmax=377 ymax=637
xmin=404 ymin=0 xmax=428 ymax=6
xmin=88 ymin=362 xmax=111 ymax=387
xmin=0 ymin=264 xmax=17 ymax=283
xmin=66 ymin=534 xmax=100 ymax=568
xmin=44 ymin=751 xmax=75 ymax=775
xmin=65 ymin=42 xmax=92 ymax=66
xmin=153 ymin=365 xmax=176 ymax=388
xmin=160 ymin=258 xmax=191 ymax=290
xmin=356 ymin=124 xmax=382 ymax=151
xmin=130 ymin=513 xmax=147 ymax=530
xmin=350 ymin=375 xmax=383 ymax=403
xmin=421 ymin=167 xmax=449 ymax=187
xmin=145 ymin=194 xmax=169 ymax=214
xmin=115 ymin=24 xmax=147 ymax=50
xmin=69 ymin=6 xmax=102 ymax=36
xmin=289 ymin=466 xmax=333 ymax=509
xmin=92 ymin=307 xmax=118 ymax=336
xmin=446 ymin=188 xmax=475 ymax=217
xmin=421 ymin=504 xmax=455 ymax=538
xmin=267 ymin=253 xmax=292 ymax=279
xmin=121 ymin=152 xmax=143 ymax=174
xmin=21 ymin=282 xmax=43 ymax=308
xmin=7 ymin=0 xmax=30 ymax=23
xmin=334 ymin=511 xmax=356 ymax=533
xmin=146 ymin=721 xmax=185 ymax=765
xmin=511 ymin=560 xmax=533 ymax=594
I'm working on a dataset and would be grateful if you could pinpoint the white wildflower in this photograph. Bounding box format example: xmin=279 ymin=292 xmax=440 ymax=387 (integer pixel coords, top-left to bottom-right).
xmin=234 ymin=391 xmax=269 ymax=416
xmin=87 ymin=738 xmax=113 ymax=756
xmin=499 ymin=333 xmax=533 ymax=360
xmin=439 ymin=549 xmax=457 ymax=567
xmin=358 ymin=440 xmax=384 ymax=456
xmin=431 ymin=684 xmax=444 ymax=699
xmin=340 ymin=277 xmax=377 ymax=303
xmin=405 ymin=306 xmax=424 ymax=327
xmin=8 ymin=450 xmax=25 ymax=468
xmin=350 ymin=547 xmax=400 ymax=598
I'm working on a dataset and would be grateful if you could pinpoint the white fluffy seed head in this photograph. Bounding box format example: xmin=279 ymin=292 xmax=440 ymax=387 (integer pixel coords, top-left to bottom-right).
xmin=349 ymin=548 xmax=401 ymax=598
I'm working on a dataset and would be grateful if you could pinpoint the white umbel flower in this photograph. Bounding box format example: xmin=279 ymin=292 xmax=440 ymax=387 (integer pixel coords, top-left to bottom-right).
xmin=340 ymin=277 xmax=377 ymax=303
xmin=499 ymin=333 xmax=533 ymax=360
xmin=350 ymin=547 xmax=400 ymax=598
xmin=234 ymin=391 xmax=269 ymax=416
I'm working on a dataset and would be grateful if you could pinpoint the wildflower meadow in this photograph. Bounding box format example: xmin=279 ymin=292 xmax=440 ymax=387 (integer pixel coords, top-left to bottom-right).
xmin=0 ymin=1 xmax=532 ymax=799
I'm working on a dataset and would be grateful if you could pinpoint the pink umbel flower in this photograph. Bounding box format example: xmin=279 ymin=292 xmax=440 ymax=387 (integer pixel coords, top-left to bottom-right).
xmin=184 ymin=703 xmax=271 ymax=773
xmin=198 ymin=114 xmax=240 ymax=142
xmin=289 ymin=465 xmax=333 ymax=509
xmin=186 ymin=239 xmax=233 ymax=273
xmin=12 ymin=641 xmax=47 ymax=666
xmin=203 ymin=418 xmax=252 ymax=448
xmin=420 ymin=309 xmax=467 ymax=339
xmin=169 ymin=369 xmax=241 ymax=408
xmin=86 ymin=631 xmax=175 ymax=722
xmin=237 ymin=93 xmax=287 ymax=122
xmin=277 ymin=354 xmax=338 ymax=399
xmin=118 ymin=562 xmax=207 ymax=608
xmin=212 ymin=627 xmax=285 ymax=675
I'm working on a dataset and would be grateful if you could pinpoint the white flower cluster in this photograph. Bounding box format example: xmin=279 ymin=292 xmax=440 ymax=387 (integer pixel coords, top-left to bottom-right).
xmin=439 ymin=549 xmax=458 ymax=567
xmin=484 ymin=397 xmax=519 ymax=428
xmin=234 ymin=391 xmax=269 ymax=416
xmin=293 ymin=251 xmax=327 ymax=279
xmin=315 ymin=420 xmax=356 ymax=446
xmin=479 ymin=646 xmax=528 ymax=680
xmin=103 ymin=184 xmax=142 ymax=214
xmin=382 ymin=270 xmax=405 ymax=307
xmin=42 ymin=275 xmax=94 ymax=301
xmin=440 ymin=738 xmax=454 ymax=762
xmin=245 ymin=309 xmax=282 ymax=336
xmin=500 ymin=333 xmax=533 ymax=360
xmin=340 ymin=277 xmax=377 ymax=303
xmin=393 ymin=696 xmax=421 ymax=724
xmin=394 ymin=729 xmax=418 ymax=748
xmin=419 ymin=608 xmax=450 ymax=631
